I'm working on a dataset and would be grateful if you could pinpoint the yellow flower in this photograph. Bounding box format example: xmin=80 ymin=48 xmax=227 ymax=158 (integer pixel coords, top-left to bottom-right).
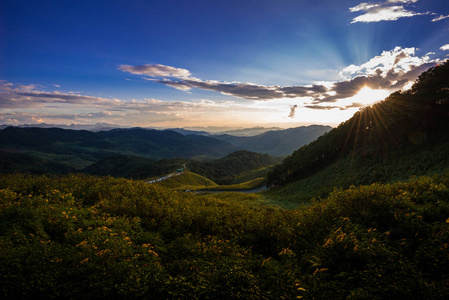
xmin=80 ymin=258 xmax=89 ymax=264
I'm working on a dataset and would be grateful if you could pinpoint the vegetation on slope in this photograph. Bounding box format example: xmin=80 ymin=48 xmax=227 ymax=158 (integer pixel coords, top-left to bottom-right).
xmin=188 ymin=150 xmax=281 ymax=184
xmin=267 ymin=61 xmax=449 ymax=195
xmin=84 ymin=150 xmax=277 ymax=188
xmin=1 ymin=173 xmax=448 ymax=299
xmin=84 ymin=155 xmax=186 ymax=180
xmin=157 ymin=171 xmax=218 ymax=191
xmin=0 ymin=152 xmax=76 ymax=174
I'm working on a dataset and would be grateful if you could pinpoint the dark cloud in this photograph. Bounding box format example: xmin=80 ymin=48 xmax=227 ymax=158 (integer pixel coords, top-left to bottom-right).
xmin=121 ymin=52 xmax=437 ymax=105
xmin=154 ymin=78 xmax=330 ymax=101
xmin=310 ymin=62 xmax=437 ymax=105
xmin=305 ymin=102 xmax=365 ymax=111
xmin=312 ymin=74 xmax=391 ymax=104
xmin=288 ymin=105 xmax=298 ymax=118
xmin=280 ymin=85 xmax=327 ymax=97
xmin=305 ymin=105 xmax=342 ymax=110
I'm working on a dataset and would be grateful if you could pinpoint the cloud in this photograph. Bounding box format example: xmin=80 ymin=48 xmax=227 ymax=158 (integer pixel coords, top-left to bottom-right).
xmin=305 ymin=103 xmax=365 ymax=111
xmin=158 ymin=78 xmax=287 ymax=100
xmin=118 ymin=64 xmax=191 ymax=78
xmin=121 ymin=64 xmax=328 ymax=101
xmin=3 ymin=45 xmax=439 ymax=126
xmin=0 ymin=81 xmax=272 ymax=127
xmin=432 ymin=14 xmax=449 ymax=22
xmin=120 ymin=47 xmax=439 ymax=110
xmin=310 ymin=47 xmax=438 ymax=105
xmin=288 ymin=105 xmax=298 ymax=118
xmin=441 ymin=44 xmax=449 ymax=51
xmin=350 ymin=0 xmax=430 ymax=23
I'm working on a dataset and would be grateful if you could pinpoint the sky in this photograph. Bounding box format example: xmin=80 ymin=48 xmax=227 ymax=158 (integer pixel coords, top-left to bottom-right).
xmin=1 ymin=0 xmax=448 ymax=130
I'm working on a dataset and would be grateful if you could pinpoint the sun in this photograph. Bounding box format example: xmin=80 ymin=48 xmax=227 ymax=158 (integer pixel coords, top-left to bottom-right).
xmin=349 ymin=86 xmax=390 ymax=107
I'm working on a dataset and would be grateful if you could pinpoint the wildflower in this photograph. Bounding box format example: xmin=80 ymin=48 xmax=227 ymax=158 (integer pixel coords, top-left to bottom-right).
xmin=80 ymin=258 xmax=89 ymax=264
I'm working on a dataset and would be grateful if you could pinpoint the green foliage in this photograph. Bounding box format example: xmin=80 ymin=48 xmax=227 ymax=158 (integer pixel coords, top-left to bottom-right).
xmin=0 ymin=151 xmax=76 ymax=174
xmin=267 ymin=60 xmax=449 ymax=193
xmin=189 ymin=150 xmax=280 ymax=184
xmin=1 ymin=173 xmax=449 ymax=298
xmin=84 ymin=155 xmax=186 ymax=180
xmin=157 ymin=171 xmax=218 ymax=190
xmin=231 ymin=167 xmax=271 ymax=184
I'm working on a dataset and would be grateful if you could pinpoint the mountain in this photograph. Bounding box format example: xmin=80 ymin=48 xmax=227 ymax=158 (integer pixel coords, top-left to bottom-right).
xmin=213 ymin=125 xmax=332 ymax=156
xmin=212 ymin=127 xmax=282 ymax=137
xmin=83 ymin=155 xmax=186 ymax=179
xmin=267 ymin=61 xmax=449 ymax=200
xmin=0 ymin=122 xmax=127 ymax=132
xmin=0 ymin=152 xmax=76 ymax=174
xmin=164 ymin=128 xmax=210 ymax=136
xmin=0 ymin=127 xmax=239 ymax=170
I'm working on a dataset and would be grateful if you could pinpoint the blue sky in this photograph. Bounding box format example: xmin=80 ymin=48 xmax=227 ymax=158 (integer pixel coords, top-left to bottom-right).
xmin=1 ymin=0 xmax=448 ymax=129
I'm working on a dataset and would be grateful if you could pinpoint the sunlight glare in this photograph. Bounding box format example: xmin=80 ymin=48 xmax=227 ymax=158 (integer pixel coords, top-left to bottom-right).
xmin=348 ymin=86 xmax=390 ymax=107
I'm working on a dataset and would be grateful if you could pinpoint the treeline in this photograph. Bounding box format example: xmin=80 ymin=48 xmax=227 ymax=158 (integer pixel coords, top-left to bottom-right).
xmin=83 ymin=155 xmax=186 ymax=180
xmin=267 ymin=60 xmax=449 ymax=188
xmin=84 ymin=150 xmax=280 ymax=184
xmin=1 ymin=173 xmax=448 ymax=298
xmin=188 ymin=150 xmax=281 ymax=184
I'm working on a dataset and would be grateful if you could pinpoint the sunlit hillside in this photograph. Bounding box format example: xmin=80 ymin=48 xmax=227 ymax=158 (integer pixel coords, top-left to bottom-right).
xmin=267 ymin=61 xmax=449 ymax=202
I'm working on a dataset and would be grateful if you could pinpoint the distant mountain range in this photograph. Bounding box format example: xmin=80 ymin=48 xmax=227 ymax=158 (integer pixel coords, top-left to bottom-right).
xmin=0 ymin=123 xmax=284 ymax=136
xmin=213 ymin=125 xmax=332 ymax=157
xmin=166 ymin=125 xmax=333 ymax=156
xmin=0 ymin=122 xmax=126 ymax=132
xmin=0 ymin=127 xmax=238 ymax=161
xmin=0 ymin=124 xmax=330 ymax=176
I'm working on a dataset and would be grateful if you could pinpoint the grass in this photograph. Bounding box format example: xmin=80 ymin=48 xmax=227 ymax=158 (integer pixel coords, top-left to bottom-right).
xmin=156 ymin=171 xmax=218 ymax=190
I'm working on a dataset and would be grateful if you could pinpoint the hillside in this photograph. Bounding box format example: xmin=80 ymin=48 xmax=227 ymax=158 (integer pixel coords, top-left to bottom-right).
xmin=1 ymin=173 xmax=448 ymax=298
xmin=188 ymin=150 xmax=282 ymax=185
xmin=83 ymin=150 xmax=279 ymax=186
xmin=214 ymin=125 xmax=332 ymax=157
xmin=0 ymin=127 xmax=239 ymax=169
xmin=157 ymin=171 xmax=219 ymax=190
xmin=0 ymin=152 xmax=76 ymax=174
xmin=267 ymin=61 xmax=449 ymax=200
xmin=83 ymin=155 xmax=186 ymax=180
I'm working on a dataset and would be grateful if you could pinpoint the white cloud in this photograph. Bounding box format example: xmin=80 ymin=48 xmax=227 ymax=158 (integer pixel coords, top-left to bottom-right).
xmin=350 ymin=0 xmax=429 ymax=24
xmin=441 ymin=44 xmax=449 ymax=51
xmin=118 ymin=64 xmax=191 ymax=78
xmin=432 ymin=14 xmax=449 ymax=22
xmin=340 ymin=47 xmax=428 ymax=77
